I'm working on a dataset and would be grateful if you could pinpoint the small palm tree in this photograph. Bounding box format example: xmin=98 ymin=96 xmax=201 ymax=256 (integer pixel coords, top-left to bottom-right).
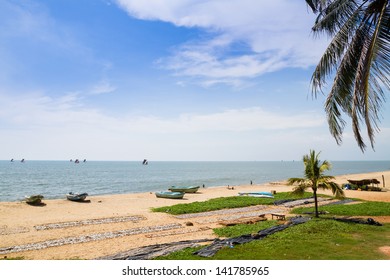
xmin=288 ymin=150 xmax=345 ymax=217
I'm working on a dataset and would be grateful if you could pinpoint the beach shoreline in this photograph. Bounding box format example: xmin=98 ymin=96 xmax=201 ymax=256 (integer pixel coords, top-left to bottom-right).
xmin=1 ymin=170 xmax=389 ymax=260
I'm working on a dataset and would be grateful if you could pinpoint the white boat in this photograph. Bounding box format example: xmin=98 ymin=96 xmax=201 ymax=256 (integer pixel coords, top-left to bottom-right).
xmin=238 ymin=191 xmax=274 ymax=198
xmin=66 ymin=192 xmax=88 ymax=201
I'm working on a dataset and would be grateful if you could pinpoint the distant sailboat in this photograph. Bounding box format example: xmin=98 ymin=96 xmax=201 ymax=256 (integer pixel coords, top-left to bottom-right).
xmin=75 ymin=159 xmax=80 ymax=163
xmin=21 ymin=159 xmax=25 ymax=163
xmin=10 ymin=159 xmax=14 ymax=162
xmin=142 ymin=159 xmax=148 ymax=165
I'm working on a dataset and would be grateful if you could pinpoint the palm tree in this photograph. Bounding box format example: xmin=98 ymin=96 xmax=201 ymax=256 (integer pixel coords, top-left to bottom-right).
xmin=305 ymin=0 xmax=390 ymax=151
xmin=287 ymin=150 xmax=345 ymax=218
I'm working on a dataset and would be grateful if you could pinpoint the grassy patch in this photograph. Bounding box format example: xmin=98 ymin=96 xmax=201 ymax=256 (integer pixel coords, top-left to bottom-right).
xmin=152 ymin=192 xmax=315 ymax=215
xmin=292 ymin=201 xmax=390 ymax=216
xmin=155 ymin=219 xmax=390 ymax=260
xmin=0 ymin=256 xmax=25 ymax=260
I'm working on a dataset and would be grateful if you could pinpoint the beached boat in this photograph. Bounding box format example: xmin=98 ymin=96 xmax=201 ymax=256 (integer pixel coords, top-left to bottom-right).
xmin=238 ymin=191 xmax=274 ymax=198
xmin=155 ymin=191 xmax=185 ymax=199
xmin=25 ymin=195 xmax=44 ymax=205
xmin=66 ymin=192 xmax=88 ymax=202
xmin=168 ymin=186 xmax=200 ymax=193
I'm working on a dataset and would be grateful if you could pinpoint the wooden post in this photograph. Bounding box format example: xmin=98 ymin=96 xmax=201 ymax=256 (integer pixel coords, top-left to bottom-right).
xmin=382 ymin=175 xmax=385 ymax=189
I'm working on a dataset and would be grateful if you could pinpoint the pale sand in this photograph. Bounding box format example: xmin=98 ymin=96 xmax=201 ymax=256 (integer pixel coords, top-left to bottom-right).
xmin=1 ymin=171 xmax=389 ymax=260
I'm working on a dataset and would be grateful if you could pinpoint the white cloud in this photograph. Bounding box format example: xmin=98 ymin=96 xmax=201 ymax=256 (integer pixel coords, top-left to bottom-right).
xmin=0 ymin=91 xmax=323 ymax=133
xmin=90 ymin=80 xmax=117 ymax=95
xmin=115 ymin=0 xmax=328 ymax=86
xmin=2 ymin=90 xmax=389 ymax=160
xmin=0 ymin=90 xmax=328 ymax=160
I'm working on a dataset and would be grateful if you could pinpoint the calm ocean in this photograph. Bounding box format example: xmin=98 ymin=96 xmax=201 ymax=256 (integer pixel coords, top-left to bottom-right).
xmin=0 ymin=160 xmax=389 ymax=202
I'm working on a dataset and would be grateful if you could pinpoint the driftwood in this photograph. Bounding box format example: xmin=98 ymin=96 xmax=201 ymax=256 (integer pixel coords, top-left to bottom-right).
xmin=218 ymin=215 xmax=267 ymax=226
xmin=194 ymin=216 xmax=311 ymax=257
xmin=96 ymin=239 xmax=214 ymax=260
xmin=333 ymin=217 xmax=382 ymax=226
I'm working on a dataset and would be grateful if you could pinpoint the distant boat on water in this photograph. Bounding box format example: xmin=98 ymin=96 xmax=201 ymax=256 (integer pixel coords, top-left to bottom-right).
xmin=21 ymin=159 xmax=25 ymax=163
xmin=142 ymin=159 xmax=148 ymax=165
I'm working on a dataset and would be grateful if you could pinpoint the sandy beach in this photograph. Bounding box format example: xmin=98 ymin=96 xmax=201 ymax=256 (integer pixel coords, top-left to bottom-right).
xmin=1 ymin=171 xmax=389 ymax=260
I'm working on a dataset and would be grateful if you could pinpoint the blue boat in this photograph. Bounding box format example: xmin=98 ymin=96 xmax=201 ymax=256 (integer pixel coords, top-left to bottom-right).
xmin=238 ymin=191 xmax=274 ymax=198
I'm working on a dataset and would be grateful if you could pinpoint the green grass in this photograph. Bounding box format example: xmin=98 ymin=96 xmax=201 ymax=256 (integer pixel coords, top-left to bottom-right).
xmin=292 ymin=201 xmax=390 ymax=216
xmin=154 ymin=219 xmax=390 ymax=260
xmin=152 ymin=193 xmax=390 ymax=260
xmin=152 ymin=192 xmax=315 ymax=215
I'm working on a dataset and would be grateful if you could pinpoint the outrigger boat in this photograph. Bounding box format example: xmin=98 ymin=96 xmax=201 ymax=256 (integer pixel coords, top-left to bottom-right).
xmin=155 ymin=191 xmax=185 ymax=199
xmin=25 ymin=195 xmax=44 ymax=205
xmin=66 ymin=192 xmax=88 ymax=202
xmin=168 ymin=186 xmax=200 ymax=193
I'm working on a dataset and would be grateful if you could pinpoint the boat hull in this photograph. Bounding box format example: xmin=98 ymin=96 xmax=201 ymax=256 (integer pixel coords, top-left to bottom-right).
xmin=66 ymin=193 xmax=88 ymax=201
xmin=168 ymin=186 xmax=200 ymax=193
xmin=238 ymin=192 xmax=274 ymax=198
xmin=25 ymin=195 xmax=44 ymax=205
xmin=155 ymin=191 xmax=184 ymax=199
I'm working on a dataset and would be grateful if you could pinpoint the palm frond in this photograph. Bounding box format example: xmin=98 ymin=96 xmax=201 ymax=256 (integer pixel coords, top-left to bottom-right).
xmin=319 ymin=182 xmax=345 ymax=198
xmin=291 ymin=184 xmax=307 ymax=196
xmin=287 ymin=177 xmax=307 ymax=186
xmin=312 ymin=0 xmax=360 ymax=36
xmin=308 ymin=0 xmax=390 ymax=151
xmin=311 ymin=3 xmax=362 ymax=97
xmin=306 ymin=0 xmax=330 ymax=13
xmin=353 ymin=0 xmax=388 ymax=149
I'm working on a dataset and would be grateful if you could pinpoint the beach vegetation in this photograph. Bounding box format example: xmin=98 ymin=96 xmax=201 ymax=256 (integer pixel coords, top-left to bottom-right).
xmin=154 ymin=219 xmax=390 ymax=260
xmin=0 ymin=256 xmax=25 ymax=260
xmin=287 ymin=150 xmax=344 ymax=218
xmin=292 ymin=201 xmax=390 ymax=216
xmin=151 ymin=192 xmax=315 ymax=215
xmin=305 ymin=0 xmax=390 ymax=151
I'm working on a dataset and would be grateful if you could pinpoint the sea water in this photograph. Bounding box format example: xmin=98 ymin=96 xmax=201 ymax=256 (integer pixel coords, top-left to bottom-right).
xmin=0 ymin=160 xmax=389 ymax=202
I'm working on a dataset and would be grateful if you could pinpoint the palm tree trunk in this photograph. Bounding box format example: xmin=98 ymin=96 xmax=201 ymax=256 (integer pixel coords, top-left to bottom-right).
xmin=313 ymin=188 xmax=319 ymax=218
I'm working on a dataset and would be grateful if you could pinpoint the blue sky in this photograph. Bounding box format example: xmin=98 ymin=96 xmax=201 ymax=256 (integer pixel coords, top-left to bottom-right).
xmin=0 ymin=0 xmax=389 ymax=161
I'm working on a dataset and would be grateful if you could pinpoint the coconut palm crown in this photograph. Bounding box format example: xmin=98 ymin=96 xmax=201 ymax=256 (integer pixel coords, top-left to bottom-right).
xmin=288 ymin=150 xmax=345 ymax=217
xmin=306 ymin=0 xmax=390 ymax=151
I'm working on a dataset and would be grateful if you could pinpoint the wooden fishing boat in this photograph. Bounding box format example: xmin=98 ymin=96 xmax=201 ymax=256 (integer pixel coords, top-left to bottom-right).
xmin=66 ymin=192 xmax=88 ymax=202
xmin=155 ymin=191 xmax=185 ymax=199
xmin=168 ymin=186 xmax=200 ymax=193
xmin=25 ymin=195 xmax=44 ymax=205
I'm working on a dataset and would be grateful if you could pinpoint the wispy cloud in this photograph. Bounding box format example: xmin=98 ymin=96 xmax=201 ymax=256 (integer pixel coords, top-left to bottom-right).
xmin=0 ymin=90 xmax=323 ymax=134
xmin=90 ymin=80 xmax=117 ymax=95
xmin=2 ymin=90 xmax=388 ymax=161
xmin=115 ymin=0 xmax=328 ymax=87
